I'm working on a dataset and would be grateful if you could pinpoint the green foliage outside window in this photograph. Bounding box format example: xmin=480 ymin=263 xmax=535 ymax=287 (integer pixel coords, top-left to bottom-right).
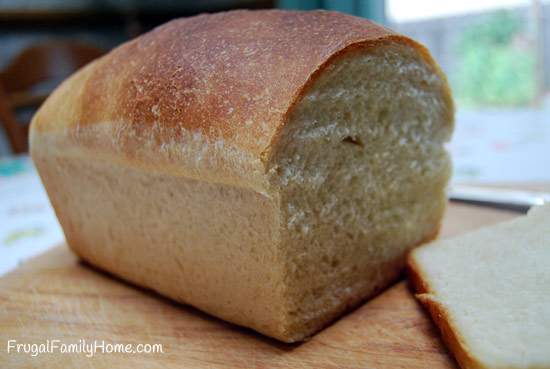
xmin=454 ymin=11 xmax=535 ymax=107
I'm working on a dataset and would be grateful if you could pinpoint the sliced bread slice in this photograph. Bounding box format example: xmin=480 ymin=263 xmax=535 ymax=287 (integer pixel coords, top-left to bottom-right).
xmin=408 ymin=204 xmax=550 ymax=369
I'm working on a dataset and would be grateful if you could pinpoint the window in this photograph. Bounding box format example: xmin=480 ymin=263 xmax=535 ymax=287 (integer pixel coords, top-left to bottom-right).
xmin=389 ymin=0 xmax=550 ymax=184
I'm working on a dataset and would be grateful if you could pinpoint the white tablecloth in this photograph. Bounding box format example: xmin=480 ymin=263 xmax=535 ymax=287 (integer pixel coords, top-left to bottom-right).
xmin=0 ymin=155 xmax=64 ymax=275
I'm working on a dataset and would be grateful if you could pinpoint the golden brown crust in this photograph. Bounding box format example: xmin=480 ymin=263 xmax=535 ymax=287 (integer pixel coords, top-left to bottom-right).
xmin=31 ymin=10 xmax=452 ymax=183
xmin=408 ymin=254 xmax=486 ymax=369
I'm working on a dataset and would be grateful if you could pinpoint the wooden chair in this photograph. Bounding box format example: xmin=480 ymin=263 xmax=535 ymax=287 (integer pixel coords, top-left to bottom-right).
xmin=0 ymin=41 xmax=105 ymax=153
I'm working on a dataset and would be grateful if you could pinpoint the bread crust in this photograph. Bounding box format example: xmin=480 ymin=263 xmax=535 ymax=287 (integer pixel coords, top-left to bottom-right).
xmin=30 ymin=9 xmax=452 ymax=189
xmin=408 ymin=253 xmax=486 ymax=369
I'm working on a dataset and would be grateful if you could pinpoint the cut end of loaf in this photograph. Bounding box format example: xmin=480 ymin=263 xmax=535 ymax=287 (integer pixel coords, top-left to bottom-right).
xmin=268 ymin=41 xmax=453 ymax=341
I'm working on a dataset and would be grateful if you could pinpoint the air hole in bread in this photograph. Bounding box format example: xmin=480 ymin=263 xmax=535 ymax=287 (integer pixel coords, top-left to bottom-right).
xmin=342 ymin=136 xmax=364 ymax=147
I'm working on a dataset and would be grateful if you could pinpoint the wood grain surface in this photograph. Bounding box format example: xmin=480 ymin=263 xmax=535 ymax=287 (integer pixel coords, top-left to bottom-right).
xmin=0 ymin=202 xmax=519 ymax=368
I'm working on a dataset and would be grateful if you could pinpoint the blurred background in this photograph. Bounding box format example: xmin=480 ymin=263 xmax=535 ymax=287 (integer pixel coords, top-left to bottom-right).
xmin=0 ymin=0 xmax=549 ymax=273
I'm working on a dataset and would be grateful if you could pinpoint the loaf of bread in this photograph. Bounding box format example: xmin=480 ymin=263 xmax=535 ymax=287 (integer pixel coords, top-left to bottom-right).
xmin=409 ymin=204 xmax=550 ymax=369
xmin=30 ymin=10 xmax=454 ymax=342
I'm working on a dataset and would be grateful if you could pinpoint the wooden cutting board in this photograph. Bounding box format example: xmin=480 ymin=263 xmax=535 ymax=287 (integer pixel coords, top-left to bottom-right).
xmin=0 ymin=202 xmax=519 ymax=369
